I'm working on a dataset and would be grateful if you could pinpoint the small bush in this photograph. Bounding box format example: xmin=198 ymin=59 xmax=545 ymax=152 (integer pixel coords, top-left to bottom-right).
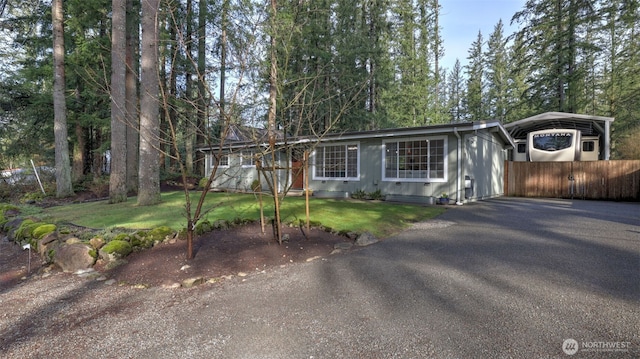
xmin=250 ymin=179 xmax=261 ymax=192
xmin=195 ymin=220 xmax=212 ymax=234
xmin=198 ymin=177 xmax=209 ymax=189
xmin=368 ymin=189 xmax=384 ymax=200
xmin=351 ymin=189 xmax=367 ymax=200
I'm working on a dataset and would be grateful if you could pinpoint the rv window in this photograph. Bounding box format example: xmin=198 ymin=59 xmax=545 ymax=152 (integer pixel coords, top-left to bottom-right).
xmin=582 ymin=141 xmax=595 ymax=152
xmin=532 ymin=133 xmax=573 ymax=151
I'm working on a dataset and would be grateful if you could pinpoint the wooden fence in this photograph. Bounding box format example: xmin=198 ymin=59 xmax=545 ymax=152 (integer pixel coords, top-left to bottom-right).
xmin=504 ymin=160 xmax=640 ymax=201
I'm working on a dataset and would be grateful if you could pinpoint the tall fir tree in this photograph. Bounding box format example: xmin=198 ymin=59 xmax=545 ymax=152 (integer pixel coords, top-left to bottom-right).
xmin=464 ymin=31 xmax=485 ymax=121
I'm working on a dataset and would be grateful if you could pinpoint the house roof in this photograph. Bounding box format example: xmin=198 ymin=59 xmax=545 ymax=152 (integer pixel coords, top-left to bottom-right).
xmin=504 ymin=112 xmax=614 ymax=140
xmin=199 ymin=121 xmax=515 ymax=151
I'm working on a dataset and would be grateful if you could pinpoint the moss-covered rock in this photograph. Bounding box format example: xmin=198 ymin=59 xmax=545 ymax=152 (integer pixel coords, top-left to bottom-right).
xmin=89 ymin=236 xmax=105 ymax=250
xmin=147 ymin=226 xmax=174 ymax=242
xmin=14 ymin=219 xmax=35 ymax=241
xmin=112 ymin=233 xmax=131 ymax=242
xmin=100 ymin=240 xmax=132 ymax=258
xmin=32 ymin=224 xmax=57 ymax=239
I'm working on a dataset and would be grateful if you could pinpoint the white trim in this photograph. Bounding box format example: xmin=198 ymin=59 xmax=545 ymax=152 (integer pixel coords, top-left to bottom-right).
xmin=240 ymin=149 xmax=256 ymax=168
xmin=210 ymin=153 xmax=230 ymax=168
xmin=381 ymin=136 xmax=448 ymax=183
xmin=311 ymin=142 xmax=360 ymax=181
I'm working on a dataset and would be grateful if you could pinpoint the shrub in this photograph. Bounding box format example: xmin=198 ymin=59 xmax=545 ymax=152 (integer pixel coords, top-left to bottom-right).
xmin=198 ymin=177 xmax=209 ymax=189
xmin=250 ymin=179 xmax=261 ymax=192
xmin=195 ymin=220 xmax=212 ymax=234
xmin=368 ymin=189 xmax=384 ymax=200
xmin=351 ymin=189 xmax=367 ymax=200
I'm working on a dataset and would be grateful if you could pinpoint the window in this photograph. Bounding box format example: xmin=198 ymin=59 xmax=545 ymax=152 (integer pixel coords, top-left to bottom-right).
xmin=532 ymin=132 xmax=573 ymax=151
xmin=313 ymin=143 xmax=359 ymax=180
xmin=582 ymin=141 xmax=595 ymax=152
xmin=517 ymin=143 xmax=526 ymax=153
xmin=383 ymin=137 xmax=446 ymax=181
xmin=241 ymin=150 xmax=256 ymax=167
xmin=211 ymin=153 xmax=229 ymax=168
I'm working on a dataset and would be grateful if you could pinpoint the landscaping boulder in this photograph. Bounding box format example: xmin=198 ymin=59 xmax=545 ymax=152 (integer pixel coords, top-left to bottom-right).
xmin=53 ymin=243 xmax=95 ymax=273
xmin=3 ymin=218 xmax=24 ymax=241
xmin=37 ymin=232 xmax=59 ymax=256
xmin=99 ymin=240 xmax=132 ymax=263
xmin=89 ymin=236 xmax=105 ymax=250
xmin=355 ymin=232 xmax=378 ymax=246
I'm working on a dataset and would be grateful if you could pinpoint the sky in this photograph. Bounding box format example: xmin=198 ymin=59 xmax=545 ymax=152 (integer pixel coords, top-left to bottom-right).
xmin=440 ymin=0 xmax=527 ymax=71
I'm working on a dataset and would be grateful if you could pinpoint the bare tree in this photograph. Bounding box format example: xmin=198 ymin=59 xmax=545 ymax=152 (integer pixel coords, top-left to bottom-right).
xmin=52 ymin=0 xmax=73 ymax=198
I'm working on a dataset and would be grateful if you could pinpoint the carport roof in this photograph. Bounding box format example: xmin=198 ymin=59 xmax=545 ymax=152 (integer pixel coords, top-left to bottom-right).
xmin=504 ymin=112 xmax=614 ymax=140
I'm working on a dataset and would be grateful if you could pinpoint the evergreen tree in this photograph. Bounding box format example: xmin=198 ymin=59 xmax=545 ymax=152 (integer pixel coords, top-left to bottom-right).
xmin=484 ymin=20 xmax=508 ymax=121
xmin=446 ymin=59 xmax=465 ymax=122
xmin=464 ymin=31 xmax=485 ymax=121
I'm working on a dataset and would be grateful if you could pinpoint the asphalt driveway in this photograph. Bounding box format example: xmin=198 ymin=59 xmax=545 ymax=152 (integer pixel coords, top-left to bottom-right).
xmin=2 ymin=197 xmax=638 ymax=358
xmin=194 ymin=197 xmax=639 ymax=358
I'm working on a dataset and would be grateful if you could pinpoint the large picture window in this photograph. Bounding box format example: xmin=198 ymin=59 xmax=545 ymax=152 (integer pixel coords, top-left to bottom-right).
xmin=313 ymin=143 xmax=359 ymax=180
xmin=383 ymin=137 xmax=446 ymax=181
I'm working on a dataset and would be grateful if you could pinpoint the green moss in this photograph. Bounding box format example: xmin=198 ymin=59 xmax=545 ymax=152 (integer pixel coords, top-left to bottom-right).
xmin=88 ymin=249 xmax=97 ymax=259
xmin=112 ymin=233 xmax=131 ymax=242
xmin=0 ymin=204 xmax=20 ymax=213
xmin=32 ymin=224 xmax=57 ymax=239
xmin=195 ymin=220 xmax=212 ymax=235
xmin=101 ymin=240 xmax=132 ymax=257
xmin=46 ymin=249 xmax=56 ymax=263
xmin=147 ymin=226 xmax=173 ymax=242
xmin=15 ymin=219 xmax=36 ymax=241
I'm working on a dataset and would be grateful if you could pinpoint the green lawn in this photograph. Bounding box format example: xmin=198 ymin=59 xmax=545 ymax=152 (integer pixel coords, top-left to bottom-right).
xmin=37 ymin=191 xmax=445 ymax=237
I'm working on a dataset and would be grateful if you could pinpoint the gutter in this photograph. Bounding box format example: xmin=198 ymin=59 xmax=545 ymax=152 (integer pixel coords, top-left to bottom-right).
xmin=453 ymin=128 xmax=463 ymax=205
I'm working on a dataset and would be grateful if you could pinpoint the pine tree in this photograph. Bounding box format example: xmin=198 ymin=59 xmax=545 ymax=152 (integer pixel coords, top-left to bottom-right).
xmin=484 ymin=20 xmax=508 ymax=121
xmin=464 ymin=31 xmax=485 ymax=121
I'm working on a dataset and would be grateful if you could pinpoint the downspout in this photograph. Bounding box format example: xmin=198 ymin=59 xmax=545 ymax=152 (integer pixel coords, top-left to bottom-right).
xmin=453 ymin=128 xmax=463 ymax=205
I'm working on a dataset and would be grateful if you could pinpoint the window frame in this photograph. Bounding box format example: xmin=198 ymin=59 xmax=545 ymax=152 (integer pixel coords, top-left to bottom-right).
xmin=240 ymin=150 xmax=257 ymax=167
xmin=382 ymin=136 xmax=447 ymax=183
xmin=312 ymin=142 xmax=360 ymax=181
xmin=210 ymin=152 xmax=230 ymax=168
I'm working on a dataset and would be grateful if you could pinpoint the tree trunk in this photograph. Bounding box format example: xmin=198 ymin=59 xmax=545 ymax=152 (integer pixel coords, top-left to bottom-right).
xmin=269 ymin=0 xmax=282 ymax=243
xmin=109 ymin=0 xmax=128 ymax=203
xmin=138 ymin=0 xmax=161 ymax=206
xmin=52 ymin=0 xmax=74 ymax=198
xmin=195 ymin=0 xmax=207 ymax=177
xmin=184 ymin=0 xmax=194 ymax=174
xmin=126 ymin=0 xmax=139 ymax=194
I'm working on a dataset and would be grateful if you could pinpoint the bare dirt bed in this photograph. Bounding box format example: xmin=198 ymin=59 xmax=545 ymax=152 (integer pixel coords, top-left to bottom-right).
xmin=1 ymin=222 xmax=355 ymax=291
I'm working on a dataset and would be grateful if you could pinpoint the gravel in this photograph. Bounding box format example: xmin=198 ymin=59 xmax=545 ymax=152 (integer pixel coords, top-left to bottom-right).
xmin=1 ymin=197 xmax=638 ymax=358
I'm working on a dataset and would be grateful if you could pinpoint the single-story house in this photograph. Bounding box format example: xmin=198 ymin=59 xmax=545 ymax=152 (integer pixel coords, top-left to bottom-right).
xmin=200 ymin=121 xmax=514 ymax=204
